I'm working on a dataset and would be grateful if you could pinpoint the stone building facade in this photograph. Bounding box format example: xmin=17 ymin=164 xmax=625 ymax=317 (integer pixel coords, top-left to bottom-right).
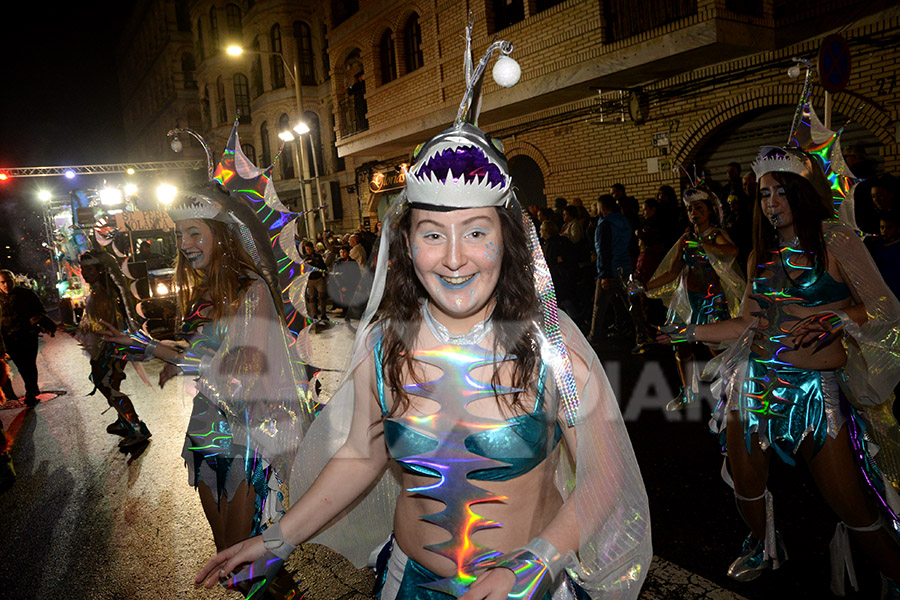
xmin=185 ymin=0 xmax=357 ymax=235
xmin=117 ymin=0 xmax=204 ymax=164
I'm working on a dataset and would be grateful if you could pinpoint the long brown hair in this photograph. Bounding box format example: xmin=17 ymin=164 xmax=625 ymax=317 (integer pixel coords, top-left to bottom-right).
xmin=379 ymin=204 xmax=540 ymax=417
xmin=750 ymin=171 xmax=832 ymax=278
xmin=173 ymin=219 xmax=264 ymax=325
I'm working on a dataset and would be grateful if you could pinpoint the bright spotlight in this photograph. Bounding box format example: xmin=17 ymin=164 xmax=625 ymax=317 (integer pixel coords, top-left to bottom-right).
xmin=157 ymin=184 xmax=178 ymax=205
xmin=226 ymin=45 xmax=244 ymax=56
xmin=278 ymin=131 xmax=295 ymax=142
xmin=99 ymin=188 xmax=123 ymax=206
xmin=38 ymin=190 xmax=52 ymax=202
xmin=127 ymin=168 xmax=136 ymax=175
xmin=124 ymin=184 xmax=138 ymax=196
xmin=292 ymin=122 xmax=310 ymax=135
xmin=64 ymin=169 xmax=76 ymax=179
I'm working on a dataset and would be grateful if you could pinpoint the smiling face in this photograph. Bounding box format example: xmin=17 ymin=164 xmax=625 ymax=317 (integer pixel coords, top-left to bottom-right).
xmin=408 ymin=207 xmax=503 ymax=332
xmin=175 ymin=219 xmax=215 ymax=271
xmin=758 ymin=173 xmax=794 ymax=236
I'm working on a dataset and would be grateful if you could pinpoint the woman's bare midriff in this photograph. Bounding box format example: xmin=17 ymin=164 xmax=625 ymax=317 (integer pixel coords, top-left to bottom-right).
xmin=754 ymin=294 xmax=851 ymax=371
xmin=392 ymin=453 xmax=563 ymax=578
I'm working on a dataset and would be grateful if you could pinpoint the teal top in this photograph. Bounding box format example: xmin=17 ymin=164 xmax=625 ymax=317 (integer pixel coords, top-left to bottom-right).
xmin=374 ymin=340 xmax=562 ymax=482
xmin=753 ymin=268 xmax=851 ymax=307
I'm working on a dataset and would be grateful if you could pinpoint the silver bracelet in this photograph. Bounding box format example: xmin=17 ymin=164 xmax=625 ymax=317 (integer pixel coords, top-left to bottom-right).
xmin=261 ymin=521 xmax=296 ymax=560
xmin=144 ymin=339 xmax=160 ymax=361
xmin=685 ymin=324 xmax=697 ymax=343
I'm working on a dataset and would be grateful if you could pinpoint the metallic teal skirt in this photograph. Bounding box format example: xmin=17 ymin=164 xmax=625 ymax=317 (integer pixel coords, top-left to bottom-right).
xmin=738 ymin=357 xmax=844 ymax=465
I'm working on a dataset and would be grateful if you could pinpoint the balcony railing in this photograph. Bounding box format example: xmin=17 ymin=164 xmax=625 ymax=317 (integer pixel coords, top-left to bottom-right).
xmin=339 ymin=96 xmax=369 ymax=138
xmin=604 ymin=0 xmax=698 ymax=42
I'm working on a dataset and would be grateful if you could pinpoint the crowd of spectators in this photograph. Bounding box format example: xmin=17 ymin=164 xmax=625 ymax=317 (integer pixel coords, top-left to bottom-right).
xmin=292 ymin=163 xmax=899 ymax=342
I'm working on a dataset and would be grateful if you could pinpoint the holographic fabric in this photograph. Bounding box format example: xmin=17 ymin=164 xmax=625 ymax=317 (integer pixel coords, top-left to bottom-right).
xmin=707 ymin=222 xmax=900 ymax=522
xmin=648 ymin=228 xmax=745 ymax=328
xmin=377 ymin=541 xmax=585 ymax=600
xmin=730 ymin=359 xmax=844 ymax=465
xmin=289 ymin=316 xmax=651 ymax=599
xmin=175 ymin=278 xmax=313 ymax=530
xmin=376 ymin=341 xmax=561 ymax=482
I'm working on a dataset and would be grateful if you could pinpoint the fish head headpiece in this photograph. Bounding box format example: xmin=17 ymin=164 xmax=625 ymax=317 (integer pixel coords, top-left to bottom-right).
xmin=405 ymin=121 xmax=512 ymax=210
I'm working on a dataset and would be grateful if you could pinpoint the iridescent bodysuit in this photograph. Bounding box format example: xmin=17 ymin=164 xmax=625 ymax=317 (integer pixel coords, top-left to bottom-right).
xmin=374 ymin=339 xmax=561 ymax=598
xmin=727 ymin=244 xmax=851 ymax=463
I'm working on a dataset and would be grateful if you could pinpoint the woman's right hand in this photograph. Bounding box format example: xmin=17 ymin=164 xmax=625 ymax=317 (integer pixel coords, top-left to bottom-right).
xmin=97 ymin=320 xmax=133 ymax=346
xmin=195 ymin=535 xmax=266 ymax=589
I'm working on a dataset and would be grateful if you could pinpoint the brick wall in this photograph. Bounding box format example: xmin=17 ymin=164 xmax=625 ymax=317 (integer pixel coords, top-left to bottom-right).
xmin=327 ymin=1 xmax=898 ymax=219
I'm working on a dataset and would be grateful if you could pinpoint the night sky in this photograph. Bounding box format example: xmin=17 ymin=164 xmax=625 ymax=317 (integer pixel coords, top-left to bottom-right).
xmin=0 ymin=2 xmax=135 ymax=277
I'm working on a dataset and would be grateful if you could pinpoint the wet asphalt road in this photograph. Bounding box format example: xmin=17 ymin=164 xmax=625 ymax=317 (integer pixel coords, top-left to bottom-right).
xmin=0 ymin=325 xmax=884 ymax=599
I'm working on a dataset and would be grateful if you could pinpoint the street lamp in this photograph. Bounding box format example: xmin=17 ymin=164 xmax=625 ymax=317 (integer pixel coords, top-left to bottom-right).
xmin=293 ymin=122 xmax=324 ymax=232
xmin=228 ymin=44 xmax=317 ymax=234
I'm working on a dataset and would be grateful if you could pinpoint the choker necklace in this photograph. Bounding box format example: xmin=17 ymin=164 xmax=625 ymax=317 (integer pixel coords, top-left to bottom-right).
xmin=779 ymin=235 xmax=800 ymax=247
xmin=421 ymin=301 xmax=493 ymax=345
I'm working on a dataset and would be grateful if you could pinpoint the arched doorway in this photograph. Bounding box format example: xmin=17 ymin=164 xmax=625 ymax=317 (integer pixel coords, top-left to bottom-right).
xmin=509 ymin=155 xmax=546 ymax=208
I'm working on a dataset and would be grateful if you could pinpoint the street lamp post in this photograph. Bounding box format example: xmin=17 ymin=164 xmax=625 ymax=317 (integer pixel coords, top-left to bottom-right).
xmin=278 ymin=131 xmax=311 ymax=236
xmin=293 ymin=122 xmax=325 ymax=234
xmin=227 ymin=45 xmax=316 ymax=236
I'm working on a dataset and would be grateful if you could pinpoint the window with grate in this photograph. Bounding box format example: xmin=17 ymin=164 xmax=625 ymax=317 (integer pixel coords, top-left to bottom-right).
xmin=379 ymin=29 xmax=397 ymax=84
xmin=209 ymin=7 xmax=219 ymax=52
xmin=294 ymin=21 xmax=316 ymax=85
xmin=201 ymin=85 xmax=212 ymax=130
xmin=196 ymin=18 xmax=205 ymax=61
xmin=226 ymin=4 xmax=242 ymax=40
xmin=250 ymin=36 xmax=263 ymax=97
xmin=279 ymin=113 xmax=295 ymax=179
xmin=242 ymin=144 xmax=256 ymax=164
xmin=216 ymin=76 xmax=228 ymax=124
xmin=260 ymin=122 xmax=271 ymax=166
xmin=604 ymin=0 xmax=697 ymax=42
xmin=403 ymin=14 xmax=423 ymax=73
xmin=321 ymin=23 xmax=330 ymax=79
xmin=175 ymin=1 xmax=190 ymax=32
xmin=182 ymin=53 xmax=197 ymax=90
xmin=330 ymin=180 xmax=343 ymax=220
xmin=270 ymin=24 xmax=285 ymax=88
xmin=491 ymin=0 xmax=525 ymax=32
xmin=234 ymin=73 xmax=251 ymax=122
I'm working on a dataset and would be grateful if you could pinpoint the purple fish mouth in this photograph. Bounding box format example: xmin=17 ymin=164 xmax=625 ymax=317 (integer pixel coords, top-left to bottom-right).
xmin=414 ymin=146 xmax=506 ymax=188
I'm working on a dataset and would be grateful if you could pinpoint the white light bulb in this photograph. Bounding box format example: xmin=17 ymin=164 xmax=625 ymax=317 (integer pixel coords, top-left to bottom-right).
xmin=492 ymin=56 xmax=521 ymax=88
xmin=787 ymin=65 xmax=801 ymax=79
xmin=171 ymin=137 xmax=183 ymax=153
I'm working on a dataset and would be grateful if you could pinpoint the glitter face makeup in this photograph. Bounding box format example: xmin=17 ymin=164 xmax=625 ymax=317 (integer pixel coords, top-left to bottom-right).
xmin=176 ymin=218 xmax=214 ymax=270
xmin=409 ymin=207 xmax=503 ymax=332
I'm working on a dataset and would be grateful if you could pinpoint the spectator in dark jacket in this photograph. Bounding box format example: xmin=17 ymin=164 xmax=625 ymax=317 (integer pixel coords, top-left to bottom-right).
xmin=0 ymin=270 xmax=55 ymax=407
xmin=589 ymin=195 xmax=633 ymax=343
